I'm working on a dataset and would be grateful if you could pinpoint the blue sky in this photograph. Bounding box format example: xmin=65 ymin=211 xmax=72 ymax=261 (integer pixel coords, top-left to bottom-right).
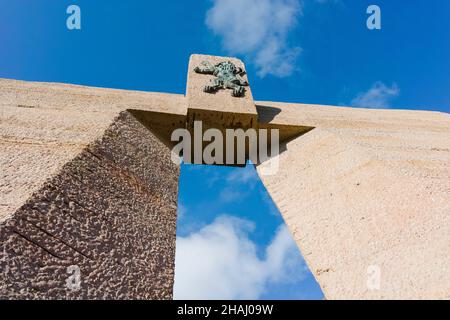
xmin=1 ymin=1 xmax=449 ymax=299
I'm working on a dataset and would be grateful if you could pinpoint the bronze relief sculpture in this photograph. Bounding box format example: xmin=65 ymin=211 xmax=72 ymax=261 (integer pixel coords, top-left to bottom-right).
xmin=194 ymin=60 xmax=248 ymax=97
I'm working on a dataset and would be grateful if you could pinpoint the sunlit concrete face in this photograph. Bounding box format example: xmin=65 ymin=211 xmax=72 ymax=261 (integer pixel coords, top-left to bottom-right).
xmin=256 ymin=103 xmax=450 ymax=299
xmin=1 ymin=54 xmax=450 ymax=299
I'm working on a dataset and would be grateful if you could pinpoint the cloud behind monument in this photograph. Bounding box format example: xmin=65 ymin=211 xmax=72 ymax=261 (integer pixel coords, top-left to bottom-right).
xmin=351 ymin=81 xmax=400 ymax=109
xmin=205 ymin=0 xmax=302 ymax=78
xmin=173 ymin=216 xmax=307 ymax=299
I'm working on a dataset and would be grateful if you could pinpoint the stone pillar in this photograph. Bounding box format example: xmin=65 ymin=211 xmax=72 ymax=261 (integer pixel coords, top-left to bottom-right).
xmin=256 ymin=103 xmax=450 ymax=299
xmin=0 ymin=111 xmax=180 ymax=299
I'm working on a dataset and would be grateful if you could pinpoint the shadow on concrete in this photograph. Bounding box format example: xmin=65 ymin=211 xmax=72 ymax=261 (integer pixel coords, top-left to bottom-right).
xmin=256 ymin=104 xmax=282 ymax=123
xmin=256 ymin=105 xmax=314 ymax=154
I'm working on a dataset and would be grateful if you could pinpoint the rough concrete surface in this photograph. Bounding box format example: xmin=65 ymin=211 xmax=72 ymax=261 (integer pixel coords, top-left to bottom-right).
xmin=186 ymin=54 xmax=257 ymax=132
xmin=0 ymin=79 xmax=183 ymax=299
xmin=256 ymin=102 xmax=450 ymax=299
xmin=0 ymin=111 xmax=179 ymax=299
xmin=1 ymin=73 xmax=449 ymax=300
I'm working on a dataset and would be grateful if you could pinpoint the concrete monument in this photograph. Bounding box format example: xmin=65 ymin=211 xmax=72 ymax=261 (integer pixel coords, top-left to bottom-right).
xmin=0 ymin=54 xmax=449 ymax=299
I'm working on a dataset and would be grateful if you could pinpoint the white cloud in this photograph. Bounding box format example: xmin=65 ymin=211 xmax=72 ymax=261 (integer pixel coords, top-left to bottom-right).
xmin=177 ymin=203 xmax=187 ymax=219
xmin=351 ymin=82 xmax=400 ymax=109
xmin=173 ymin=215 xmax=307 ymax=299
xmin=218 ymin=166 xmax=259 ymax=202
xmin=226 ymin=165 xmax=259 ymax=185
xmin=206 ymin=0 xmax=302 ymax=78
xmin=219 ymin=187 xmax=242 ymax=202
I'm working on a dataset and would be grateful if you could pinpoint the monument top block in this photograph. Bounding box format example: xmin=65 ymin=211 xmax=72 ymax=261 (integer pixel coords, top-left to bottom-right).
xmin=186 ymin=54 xmax=258 ymax=132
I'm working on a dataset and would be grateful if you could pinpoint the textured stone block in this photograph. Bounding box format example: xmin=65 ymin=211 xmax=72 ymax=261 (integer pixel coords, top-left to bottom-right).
xmin=186 ymin=54 xmax=257 ymax=132
xmin=0 ymin=111 xmax=179 ymax=299
xmin=256 ymin=103 xmax=450 ymax=299
xmin=0 ymin=78 xmax=186 ymax=223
